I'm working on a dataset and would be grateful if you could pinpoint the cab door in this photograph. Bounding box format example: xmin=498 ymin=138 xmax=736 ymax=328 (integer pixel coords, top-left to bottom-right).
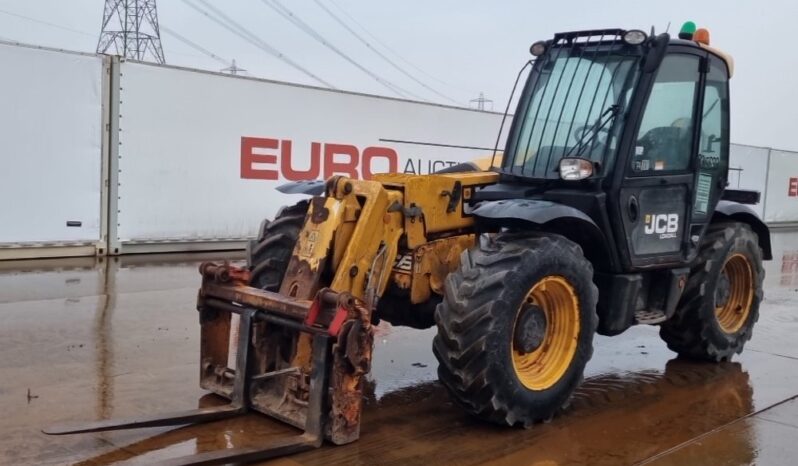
xmin=617 ymin=51 xmax=706 ymax=268
xmin=690 ymin=55 xmax=731 ymax=237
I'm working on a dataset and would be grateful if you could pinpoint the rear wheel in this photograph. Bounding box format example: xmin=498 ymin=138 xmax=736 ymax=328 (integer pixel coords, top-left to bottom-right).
xmin=433 ymin=234 xmax=598 ymax=426
xmin=660 ymin=222 xmax=763 ymax=361
xmin=247 ymin=201 xmax=308 ymax=290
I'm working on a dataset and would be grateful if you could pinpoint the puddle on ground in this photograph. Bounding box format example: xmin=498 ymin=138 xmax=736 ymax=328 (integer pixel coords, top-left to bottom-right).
xmin=1 ymin=232 xmax=797 ymax=464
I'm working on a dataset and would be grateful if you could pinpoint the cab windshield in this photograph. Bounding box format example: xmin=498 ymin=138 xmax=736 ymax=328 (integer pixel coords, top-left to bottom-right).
xmin=503 ymin=38 xmax=642 ymax=179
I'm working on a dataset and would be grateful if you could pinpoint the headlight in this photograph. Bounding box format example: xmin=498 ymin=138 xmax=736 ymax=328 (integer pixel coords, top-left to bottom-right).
xmin=623 ymin=29 xmax=647 ymax=45
xmin=559 ymin=158 xmax=594 ymax=180
xmin=530 ymin=41 xmax=547 ymax=57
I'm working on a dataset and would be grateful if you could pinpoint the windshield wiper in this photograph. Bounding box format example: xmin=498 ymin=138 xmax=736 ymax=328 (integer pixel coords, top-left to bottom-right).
xmin=702 ymin=98 xmax=719 ymax=119
xmin=563 ymin=104 xmax=620 ymax=161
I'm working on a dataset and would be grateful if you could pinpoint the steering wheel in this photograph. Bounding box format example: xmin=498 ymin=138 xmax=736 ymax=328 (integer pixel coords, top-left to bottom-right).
xmin=573 ymin=125 xmax=609 ymax=144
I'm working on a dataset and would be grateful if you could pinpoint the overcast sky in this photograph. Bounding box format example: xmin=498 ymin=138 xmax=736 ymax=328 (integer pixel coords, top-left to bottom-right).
xmin=0 ymin=0 xmax=795 ymax=150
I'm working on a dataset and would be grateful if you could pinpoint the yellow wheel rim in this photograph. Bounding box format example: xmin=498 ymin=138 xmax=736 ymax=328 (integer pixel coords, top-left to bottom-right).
xmin=714 ymin=253 xmax=754 ymax=334
xmin=511 ymin=276 xmax=580 ymax=391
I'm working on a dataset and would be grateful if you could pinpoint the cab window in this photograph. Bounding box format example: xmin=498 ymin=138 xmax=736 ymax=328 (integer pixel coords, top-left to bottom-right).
xmin=693 ymin=57 xmax=729 ymax=216
xmin=631 ymin=54 xmax=701 ymax=173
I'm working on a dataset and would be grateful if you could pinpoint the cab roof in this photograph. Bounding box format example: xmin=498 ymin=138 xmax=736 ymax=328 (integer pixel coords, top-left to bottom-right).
xmin=547 ymin=29 xmax=734 ymax=78
xmin=669 ymin=37 xmax=734 ymax=77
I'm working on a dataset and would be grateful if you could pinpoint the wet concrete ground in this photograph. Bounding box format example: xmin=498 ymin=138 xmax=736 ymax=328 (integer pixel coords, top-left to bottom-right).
xmin=1 ymin=231 xmax=798 ymax=465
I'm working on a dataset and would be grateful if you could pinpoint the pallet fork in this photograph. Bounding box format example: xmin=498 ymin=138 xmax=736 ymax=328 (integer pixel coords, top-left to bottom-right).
xmin=44 ymin=262 xmax=375 ymax=465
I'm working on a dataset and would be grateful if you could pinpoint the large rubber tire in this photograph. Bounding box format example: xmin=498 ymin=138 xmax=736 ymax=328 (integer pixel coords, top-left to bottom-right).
xmin=246 ymin=200 xmax=308 ymax=290
xmin=433 ymin=233 xmax=598 ymax=426
xmin=660 ymin=222 xmax=764 ymax=361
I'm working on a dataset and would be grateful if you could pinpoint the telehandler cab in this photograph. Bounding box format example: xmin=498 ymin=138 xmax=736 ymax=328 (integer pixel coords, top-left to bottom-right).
xmin=47 ymin=24 xmax=771 ymax=465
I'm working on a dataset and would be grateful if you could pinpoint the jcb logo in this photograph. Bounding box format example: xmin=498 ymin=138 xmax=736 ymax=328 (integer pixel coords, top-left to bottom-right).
xmin=644 ymin=213 xmax=679 ymax=239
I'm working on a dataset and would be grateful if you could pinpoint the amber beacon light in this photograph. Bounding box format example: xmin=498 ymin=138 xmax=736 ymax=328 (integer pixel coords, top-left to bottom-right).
xmin=693 ymin=28 xmax=711 ymax=45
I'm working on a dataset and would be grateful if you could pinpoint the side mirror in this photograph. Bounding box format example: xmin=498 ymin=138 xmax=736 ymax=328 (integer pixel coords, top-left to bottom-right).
xmin=705 ymin=134 xmax=721 ymax=152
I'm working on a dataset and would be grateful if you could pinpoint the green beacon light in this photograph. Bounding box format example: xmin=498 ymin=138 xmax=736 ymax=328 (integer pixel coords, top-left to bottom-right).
xmin=679 ymin=21 xmax=697 ymax=40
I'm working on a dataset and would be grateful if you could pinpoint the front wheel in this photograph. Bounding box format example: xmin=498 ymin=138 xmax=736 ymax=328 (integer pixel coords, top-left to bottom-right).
xmin=660 ymin=222 xmax=764 ymax=361
xmin=433 ymin=233 xmax=598 ymax=426
xmin=247 ymin=200 xmax=308 ymax=290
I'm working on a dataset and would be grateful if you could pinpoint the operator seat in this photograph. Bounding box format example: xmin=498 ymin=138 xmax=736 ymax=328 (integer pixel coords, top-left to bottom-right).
xmin=635 ymin=118 xmax=693 ymax=171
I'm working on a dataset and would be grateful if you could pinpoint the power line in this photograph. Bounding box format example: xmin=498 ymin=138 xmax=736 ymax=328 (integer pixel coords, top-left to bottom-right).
xmin=0 ymin=8 xmax=95 ymax=37
xmin=326 ymin=0 xmax=476 ymax=96
xmin=259 ymin=0 xmax=424 ymax=101
xmin=259 ymin=0 xmax=411 ymax=98
xmin=311 ymin=0 xmax=459 ymax=105
xmin=161 ymin=25 xmax=228 ymax=66
xmin=0 ymin=7 xmax=215 ymax=64
xmin=191 ymin=0 xmax=334 ymax=88
xmin=180 ymin=0 xmax=335 ymax=88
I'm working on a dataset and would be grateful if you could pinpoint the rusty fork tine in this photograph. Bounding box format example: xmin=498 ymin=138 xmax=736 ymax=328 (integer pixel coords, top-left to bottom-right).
xmin=156 ymin=434 xmax=320 ymax=466
xmin=42 ymin=405 xmax=244 ymax=435
xmin=44 ymin=309 xmax=258 ymax=436
xmin=153 ymin=334 xmax=330 ymax=466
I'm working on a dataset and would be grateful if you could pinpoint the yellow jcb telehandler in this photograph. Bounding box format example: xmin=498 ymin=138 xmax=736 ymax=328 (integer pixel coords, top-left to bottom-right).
xmin=47 ymin=24 xmax=771 ymax=465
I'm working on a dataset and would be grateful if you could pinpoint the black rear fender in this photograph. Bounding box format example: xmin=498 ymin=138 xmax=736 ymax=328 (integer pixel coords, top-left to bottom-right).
xmin=713 ymin=201 xmax=772 ymax=260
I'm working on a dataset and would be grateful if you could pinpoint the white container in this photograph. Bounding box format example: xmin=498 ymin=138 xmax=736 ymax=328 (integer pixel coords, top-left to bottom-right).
xmin=0 ymin=41 xmax=108 ymax=257
xmin=728 ymin=143 xmax=770 ymax=219
xmin=763 ymin=149 xmax=798 ymax=225
xmin=112 ymin=61 xmax=507 ymax=252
